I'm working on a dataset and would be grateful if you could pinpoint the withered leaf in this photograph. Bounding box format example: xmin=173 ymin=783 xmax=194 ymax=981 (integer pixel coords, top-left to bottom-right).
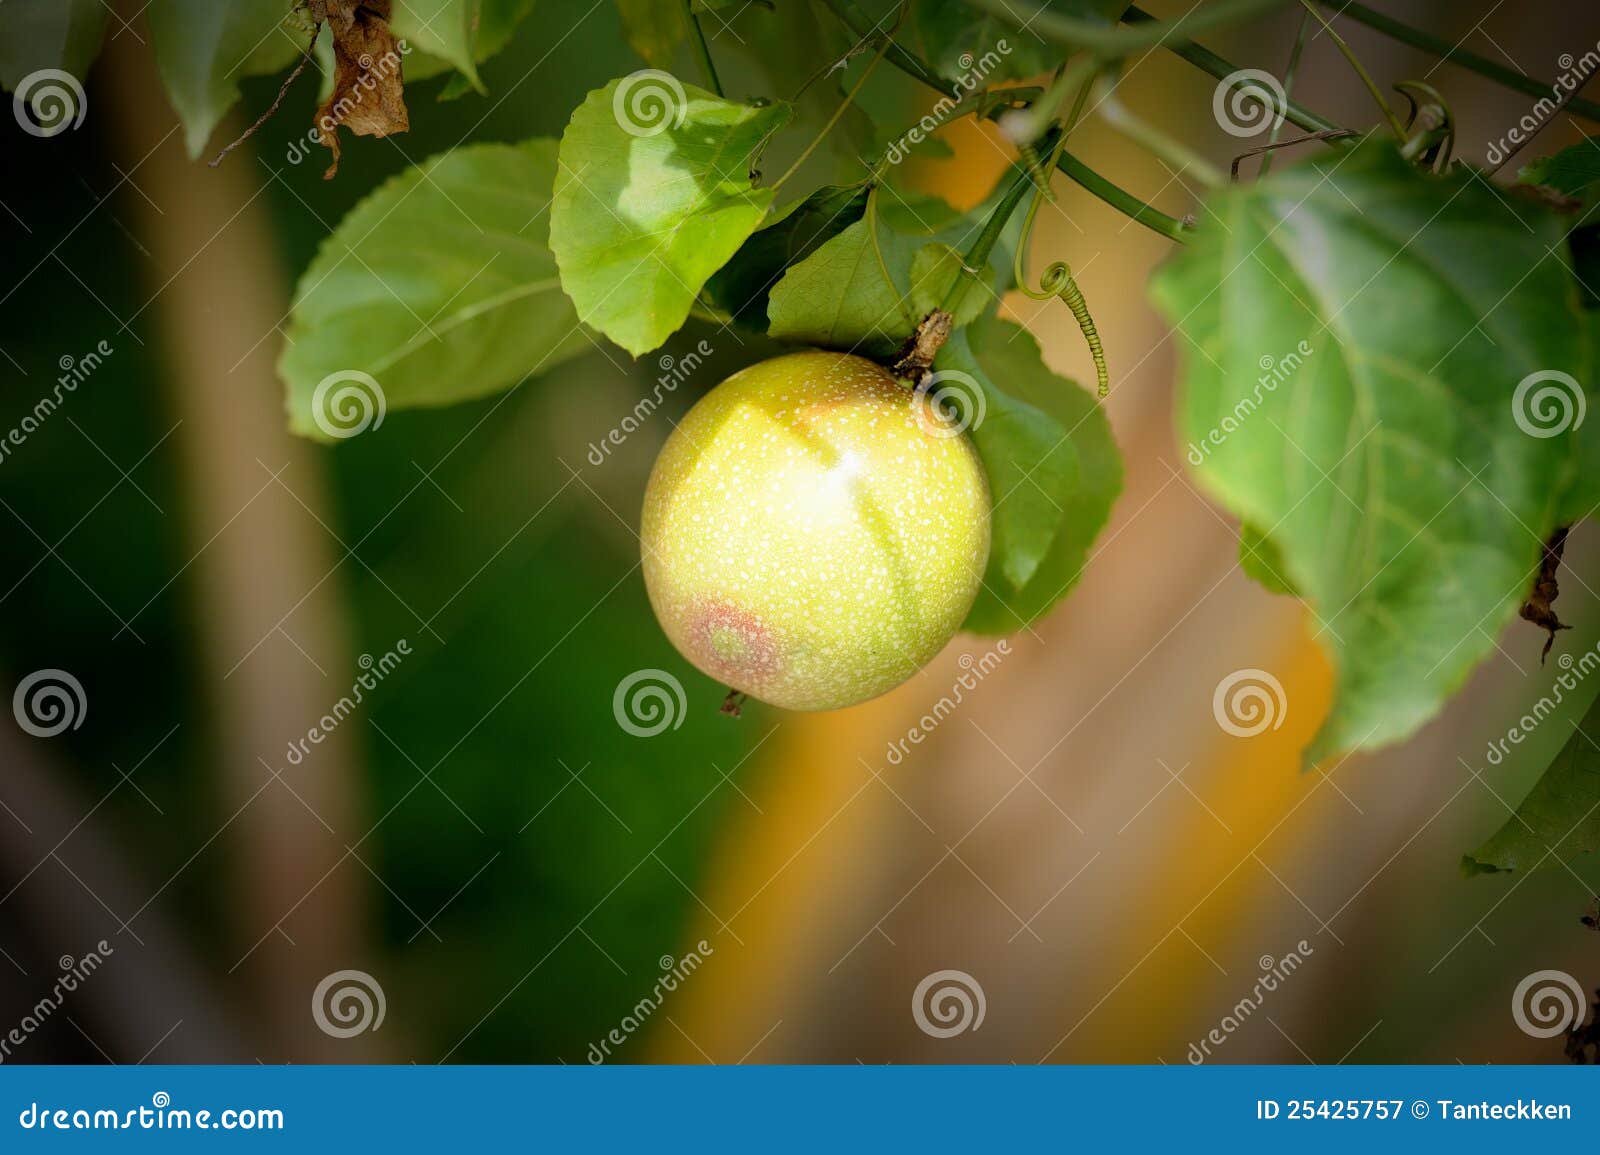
xmin=1520 ymin=526 xmax=1572 ymax=664
xmin=311 ymin=0 xmax=409 ymax=179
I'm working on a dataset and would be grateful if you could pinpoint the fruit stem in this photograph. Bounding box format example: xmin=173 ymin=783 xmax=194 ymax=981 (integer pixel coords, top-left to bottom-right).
xmin=682 ymin=0 xmax=724 ymax=97
xmin=1311 ymin=0 xmax=1600 ymax=124
xmin=942 ymin=157 xmax=1042 ymax=318
xmin=820 ymin=0 xmax=1193 ymax=243
xmin=1296 ymin=1 xmax=1406 ymax=139
xmin=720 ymin=689 xmax=746 ymax=717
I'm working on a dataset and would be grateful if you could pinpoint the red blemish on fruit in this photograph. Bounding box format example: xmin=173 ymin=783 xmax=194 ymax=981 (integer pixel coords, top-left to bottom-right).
xmin=689 ymin=599 xmax=781 ymax=689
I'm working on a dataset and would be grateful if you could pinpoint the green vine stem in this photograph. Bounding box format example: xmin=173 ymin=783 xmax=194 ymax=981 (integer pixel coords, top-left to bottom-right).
xmin=681 ymin=0 xmax=723 ymax=97
xmin=1014 ymin=132 xmax=1109 ymax=397
xmin=965 ymin=0 xmax=1296 ymax=56
xmin=1317 ymin=1 xmax=1600 ymax=124
xmin=771 ymin=24 xmax=893 ymax=191
xmin=819 ymin=0 xmax=1193 ymax=243
xmin=940 ymin=156 xmax=1042 ymax=319
xmin=1095 ymin=81 xmax=1225 ymax=188
xmin=1121 ymin=6 xmax=1341 ymax=136
xmin=1297 ymin=1 xmax=1405 ymax=138
xmin=1258 ymin=10 xmax=1310 ymax=177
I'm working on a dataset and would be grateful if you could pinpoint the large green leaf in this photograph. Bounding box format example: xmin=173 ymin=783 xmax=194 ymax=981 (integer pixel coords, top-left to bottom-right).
xmin=945 ymin=316 xmax=1121 ymax=632
xmin=146 ymin=0 xmax=301 ymax=157
xmin=909 ymin=0 xmax=1124 ymax=83
xmin=550 ymin=75 xmax=790 ymax=356
xmin=765 ymin=185 xmax=1015 ymax=356
xmin=1465 ymin=671 xmax=1600 ymax=874
xmin=279 ymin=140 xmax=589 ymax=441
xmin=703 ymin=184 xmax=868 ymax=329
xmin=1150 ymin=142 xmax=1588 ymax=764
xmin=0 ymin=0 xmax=108 ymax=91
xmin=432 ymin=0 xmax=539 ymax=98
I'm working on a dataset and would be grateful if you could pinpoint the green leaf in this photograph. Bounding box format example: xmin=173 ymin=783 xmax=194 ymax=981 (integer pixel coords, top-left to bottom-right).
xmin=946 ymin=316 xmax=1121 ymax=632
xmin=766 ymin=215 xmax=915 ymax=356
xmin=279 ymin=140 xmax=589 ymax=441
xmin=1519 ymin=144 xmax=1600 ymax=200
xmin=146 ymin=0 xmax=301 ymax=157
xmin=1517 ymin=144 xmax=1600 ymax=310
xmin=390 ymin=0 xmax=482 ymax=91
xmin=0 ymin=0 xmax=108 ymax=91
xmin=1238 ymin=523 xmax=1298 ymax=596
xmin=909 ymin=0 xmax=1123 ymax=83
xmin=702 ymin=184 xmax=868 ymax=329
xmin=550 ymin=76 xmax=789 ymax=357
xmin=615 ymin=0 xmax=687 ymax=69
xmin=766 ymin=185 xmax=1014 ymax=356
xmin=413 ymin=0 xmax=537 ymax=97
xmin=1150 ymin=141 xmax=1588 ymax=764
xmin=910 ymin=242 xmax=991 ymax=327
xmin=1464 ymin=673 xmax=1600 ymax=874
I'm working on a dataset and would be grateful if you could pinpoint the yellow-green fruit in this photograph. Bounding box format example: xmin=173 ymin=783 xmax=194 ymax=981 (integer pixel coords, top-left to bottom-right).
xmin=641 ymin=351 xmax=991 ymax=711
